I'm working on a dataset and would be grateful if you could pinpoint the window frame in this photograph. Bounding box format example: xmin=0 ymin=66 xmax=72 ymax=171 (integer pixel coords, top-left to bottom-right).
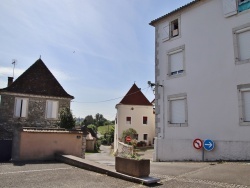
xmin=161 ymin=16 xmax=181 ymax=42
xmin=143 ymin=116 xmax=148 ymax=125
xmin=14 ymin=97 xmax=29 ymax=118
xmin=233 ymin=23 xmax=250 ymax=65
xmin=126 ymin=116 xmax=131 ymax=124
xmin=238 ymin=84 xmax=250 ymax=126
xmin=167 ymin=93 xmax=188 ymax=127
xmin=167 ymin=45 xmax=186 ymax=79
xmin=46 ymin=100 xmax=59 ymax=120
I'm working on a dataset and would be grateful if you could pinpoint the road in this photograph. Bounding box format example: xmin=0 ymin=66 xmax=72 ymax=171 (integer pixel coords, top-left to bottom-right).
xmin=1 ymin=146 xmax=250 ymax=187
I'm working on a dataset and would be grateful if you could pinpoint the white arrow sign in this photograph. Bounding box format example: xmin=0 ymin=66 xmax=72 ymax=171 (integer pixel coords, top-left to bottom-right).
xmin=203 ymin=139 xmax=215 ymax=151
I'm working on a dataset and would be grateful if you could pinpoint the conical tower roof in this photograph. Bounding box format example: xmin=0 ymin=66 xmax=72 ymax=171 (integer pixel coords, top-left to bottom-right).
xmin=119 ymin=83 xmax=152 ymax=106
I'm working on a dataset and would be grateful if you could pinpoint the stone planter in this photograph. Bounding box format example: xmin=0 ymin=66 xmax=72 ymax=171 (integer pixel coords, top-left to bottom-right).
xmin=115 ymin=157 xmax=150 ymax=177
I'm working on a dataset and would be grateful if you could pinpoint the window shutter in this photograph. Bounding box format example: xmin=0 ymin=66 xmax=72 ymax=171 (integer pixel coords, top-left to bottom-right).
xmin=222 ymin=0 xmax=237 ymax=17
xmin=46 ymin=101 xmax=53 ymax=118
xmin=15 ymin=98 xmax=22 ymax=117
xmin=51 ymin=101 xmax=58 ymax=118
xmin=162 ymin=23 xmax=169 ymax=41
xmin=171 ymin=99 xmax=185 ymax=123
xmin=238 ymin=30 xmax=250 ymax=61
xmin=21 ymin=99 xmax=28 ymax=117
xmin=170 ymin=51 xmax=183 ymax=73
xmin=243 ymin=91 xmax=250 ymax=121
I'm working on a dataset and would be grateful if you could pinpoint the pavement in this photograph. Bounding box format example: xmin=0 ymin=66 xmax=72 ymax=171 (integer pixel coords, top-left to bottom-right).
xmin=84 ymin=145 xmax=250 ymax=187
xmin=1 ymin=145 xmax=250 ymax=187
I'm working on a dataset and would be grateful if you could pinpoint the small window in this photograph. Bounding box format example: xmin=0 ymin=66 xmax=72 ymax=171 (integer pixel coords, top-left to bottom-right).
xmin=143 ymin=134 xmax=148 ymax=141
xmin=167 ymin=45 xmax=185 ymax=78
xmin=143 ymin=116 xmax=148 ymax=124
xmin=46 ymin=100 xmax=59 ymax=119
xmin=126 ymin=117 xmax=131 ymax=124
xmin=238 ymin=0 xmax=250 ymax=12
xmin=233 ymin=24 xmax=250 ymax=65
xmin=14 ymin=98 xmax=28 ymax=118
xmin=168 ymin=94 xmax=188 ymax=127
xmin=134 ymin=134 xmax=138 ymax=140
xmin=238 ymin=84 xmax=250 ymax=125
xmin=171 ymin=19 xmax=179 ymax=37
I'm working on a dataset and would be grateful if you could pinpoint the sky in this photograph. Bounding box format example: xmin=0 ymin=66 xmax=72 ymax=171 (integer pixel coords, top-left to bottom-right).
xmin=0 ymin=0 xmax=193 ymax=120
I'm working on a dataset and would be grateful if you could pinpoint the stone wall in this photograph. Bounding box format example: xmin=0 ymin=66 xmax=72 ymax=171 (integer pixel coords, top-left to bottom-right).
xmin=0 ymin=93 xmax=71 ymax=139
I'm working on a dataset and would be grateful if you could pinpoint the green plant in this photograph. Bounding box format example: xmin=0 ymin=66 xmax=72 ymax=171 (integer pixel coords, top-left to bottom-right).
xmin=58 ymin=107 xmax=75 ymax=129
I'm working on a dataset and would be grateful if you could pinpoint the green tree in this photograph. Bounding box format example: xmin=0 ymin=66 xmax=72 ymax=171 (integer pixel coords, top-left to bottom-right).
xmin=58 ymin=107 xmax=75 ymax=129
xmin=83 ymin=115 xmax=94 ymax=126
xmin=95 ymin=113 xmax=107 ymax=127
xmin=122 ymin=128 xmax=137 ymax=140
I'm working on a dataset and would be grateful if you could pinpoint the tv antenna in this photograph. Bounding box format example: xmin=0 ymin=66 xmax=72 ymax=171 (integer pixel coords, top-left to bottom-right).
xmin=12 ymin=59 xmax=17 ymax=78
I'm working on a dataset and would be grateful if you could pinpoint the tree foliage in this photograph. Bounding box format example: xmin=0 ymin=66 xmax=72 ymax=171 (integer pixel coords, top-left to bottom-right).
xmin=122 ymin=128 xmax=137 ymax=140
xmin=83 ymin=115 xmax=94 ymax=126
xmin=58 ymin=107 xmax=75 ymax=129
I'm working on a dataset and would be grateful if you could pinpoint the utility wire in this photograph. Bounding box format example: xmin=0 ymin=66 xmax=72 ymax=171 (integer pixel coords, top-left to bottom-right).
xmin=72 ymin=86 xmax=150 ymax=104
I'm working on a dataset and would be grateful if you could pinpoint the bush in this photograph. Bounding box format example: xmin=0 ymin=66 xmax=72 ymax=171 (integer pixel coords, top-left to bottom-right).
xmin=58 ymin=107 xmax=75 ymax=129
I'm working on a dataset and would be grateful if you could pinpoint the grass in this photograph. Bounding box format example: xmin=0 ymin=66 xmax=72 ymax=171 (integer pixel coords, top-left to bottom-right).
xmin=97 ymin=125 xmax=114 ymax=135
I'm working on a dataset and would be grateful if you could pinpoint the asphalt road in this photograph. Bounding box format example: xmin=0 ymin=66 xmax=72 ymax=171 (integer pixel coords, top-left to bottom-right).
xmin=1 ymin=146 xmax=250 ymax=188
xmin=0 ymin=162 xmax=138 ymax=188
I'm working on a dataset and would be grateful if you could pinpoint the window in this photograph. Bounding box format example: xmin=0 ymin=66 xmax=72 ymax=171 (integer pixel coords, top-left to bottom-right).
xmin=238 ymin=0 xmax=250 ymax=12
xmin=161 ymin=17 xmax=180 ymax=42
xmin=14 ymin=98 xmax=28 ymax=118
xmin=171 ymin=19 xmax=179 ymax=38
xmin=143 ymin=134 xmax=148 ymax=141
xmin=168 ymin=93 xmax=188 ymax=127
xmin=167 ymin=45 xmax=185 ymax=78
xmin=143 ymin=116 xmax=148 ymax=124
xmin=238 ymin=84 xmax=250 ymax=125
xmin=222 ymin=0 xmax=250 ymax=17
xmin=134 ymin=134 xmax=138 ymax=140
xmin=233 ymin=24 xmax=250 ymax=65
xmin=46 ymin=100 xmax=59 ymax=119
xmin=126 ymin=117 xmax=131 ymax=124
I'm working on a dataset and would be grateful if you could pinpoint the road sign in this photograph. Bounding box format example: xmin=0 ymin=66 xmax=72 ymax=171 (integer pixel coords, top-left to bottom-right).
xmin=125 ymin=136 xmax=131 ymax=142
xmin=193 ymin=138 xmax=203 ymax=149
xmin=203 ymin=139 xmax=215 ymax=151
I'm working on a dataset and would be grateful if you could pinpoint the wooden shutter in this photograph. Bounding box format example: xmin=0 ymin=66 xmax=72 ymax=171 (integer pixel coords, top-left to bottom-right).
xmin=162 ymin=23 xmax=169 ymax=41
xmin=51 ymin=101 xmax=58 ymax=118
xmin=15 ymin=98 xmax=22 ymax=117
xmin=21 ymin=99 xmax=28 ymax=117
xmin=222 ymin=0 xmax=237 ymax=17
xmin=15 ymin=98 xmax=28 ymax=117
xmin=171 ymin=99 xmax=185 ymax=123
xmin=170 ymin=51 xmax=183 ymax=73
xmin=238 ymin=29 xmax=250 ymax=61
xmin=243 ymin=91 xmax=250 ymax=121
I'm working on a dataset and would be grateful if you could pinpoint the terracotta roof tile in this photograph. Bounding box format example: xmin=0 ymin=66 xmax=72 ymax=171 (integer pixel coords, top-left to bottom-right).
xmin=119 ymin=84 xmax=152 ymax=106
xmin=0 ymin=59 xmax=74 ymax=99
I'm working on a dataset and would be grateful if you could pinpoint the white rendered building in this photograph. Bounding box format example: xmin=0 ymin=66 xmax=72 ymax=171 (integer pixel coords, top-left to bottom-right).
xmin=114 ymin=84 xmax=155 ymax=151
xmin=150 ymin=0 xmax=250 ymax=161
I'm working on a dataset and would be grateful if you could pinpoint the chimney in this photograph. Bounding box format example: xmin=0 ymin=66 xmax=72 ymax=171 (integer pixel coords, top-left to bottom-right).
xmin=8 ymin=77 xmax=13 ymax=87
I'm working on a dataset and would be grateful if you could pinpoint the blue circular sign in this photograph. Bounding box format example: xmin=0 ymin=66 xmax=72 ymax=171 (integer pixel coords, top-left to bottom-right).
xmin=203 ymin=139 xmax=215 ymax=151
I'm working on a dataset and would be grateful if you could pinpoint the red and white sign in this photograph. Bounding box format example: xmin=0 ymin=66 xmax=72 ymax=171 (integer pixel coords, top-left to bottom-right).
xmin=193 ymin=138 xmax=203 ymax=150
xmin=125 ymin=136 xmax=131 ymax=142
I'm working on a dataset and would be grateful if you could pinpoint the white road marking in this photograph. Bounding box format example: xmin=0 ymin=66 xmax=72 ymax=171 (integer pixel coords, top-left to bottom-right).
xmin=0 ymin=167 xmax=73 ymax=175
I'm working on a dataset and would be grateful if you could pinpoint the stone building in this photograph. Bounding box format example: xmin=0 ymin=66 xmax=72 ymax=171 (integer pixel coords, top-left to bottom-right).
xmin=0 ymin=58 xmax=74 ymax=140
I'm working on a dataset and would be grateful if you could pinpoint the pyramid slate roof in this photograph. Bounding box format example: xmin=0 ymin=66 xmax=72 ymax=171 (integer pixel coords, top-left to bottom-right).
xmin=118 ymin=84 xmax=152 ymax=106
xmin=0 ymin=59 xmax=74 ymax=99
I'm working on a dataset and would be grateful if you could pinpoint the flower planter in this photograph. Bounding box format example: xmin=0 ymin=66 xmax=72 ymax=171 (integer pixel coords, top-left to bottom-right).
xmin=115 ymin=157 xmax=150 ymax=178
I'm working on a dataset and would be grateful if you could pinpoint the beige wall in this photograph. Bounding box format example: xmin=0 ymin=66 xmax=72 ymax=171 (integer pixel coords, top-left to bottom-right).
xmin=19 ymin=131 xmax=83 ymax=161
xmin=114 ymin=104 xmax=155 ymax=151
